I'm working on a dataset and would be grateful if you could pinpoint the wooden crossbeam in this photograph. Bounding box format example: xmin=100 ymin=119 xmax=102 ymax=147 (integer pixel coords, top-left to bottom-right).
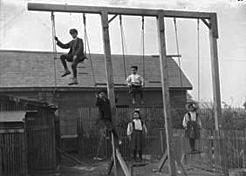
xmin=28 ymin=3 xmax=213 ymax=19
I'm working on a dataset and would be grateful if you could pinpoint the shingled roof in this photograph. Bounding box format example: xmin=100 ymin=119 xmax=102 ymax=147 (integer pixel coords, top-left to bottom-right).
xmin=0 ymin=50 xmax=192 ymax=89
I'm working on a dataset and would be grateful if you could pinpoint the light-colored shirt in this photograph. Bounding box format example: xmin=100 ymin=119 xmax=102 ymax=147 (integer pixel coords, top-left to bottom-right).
xmin=126 ymin=74 xmax=144 ymax=86
xmin=182 ymin=112 xmax=202 ymax=128
xmin=127 ymin=119 xmax=147 ymax=136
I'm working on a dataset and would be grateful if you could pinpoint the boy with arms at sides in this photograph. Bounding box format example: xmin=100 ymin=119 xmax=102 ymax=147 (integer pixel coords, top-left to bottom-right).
xmin=127 ymin=109 xmax=147 ymax=162
xmin=126 ymin=66 xmax=144 ymax=105
xmin=182 ymin=102 xmax=202 ymax=153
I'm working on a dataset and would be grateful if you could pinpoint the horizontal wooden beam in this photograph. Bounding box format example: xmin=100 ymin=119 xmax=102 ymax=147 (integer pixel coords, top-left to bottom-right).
xmin=28 ymin=3 xmax=213 ymax=19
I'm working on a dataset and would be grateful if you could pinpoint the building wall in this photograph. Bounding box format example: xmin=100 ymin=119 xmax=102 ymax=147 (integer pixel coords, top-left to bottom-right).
xmin=3 ymin=88 xmax=187 ymax=135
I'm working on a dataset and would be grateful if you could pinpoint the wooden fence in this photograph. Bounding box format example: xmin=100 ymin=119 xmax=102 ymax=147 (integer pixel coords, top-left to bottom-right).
xmin=0 ymin=128 xmax=27 ymax=176
xmin=77 ymin=107 xmax=166 ymax=160
xmin=77 ymin=107 xmax=246 ymax=175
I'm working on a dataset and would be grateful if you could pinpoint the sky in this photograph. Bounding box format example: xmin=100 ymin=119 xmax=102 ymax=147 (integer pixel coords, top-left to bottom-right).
xmin=0 ymin=0 xmax=246 ymax=106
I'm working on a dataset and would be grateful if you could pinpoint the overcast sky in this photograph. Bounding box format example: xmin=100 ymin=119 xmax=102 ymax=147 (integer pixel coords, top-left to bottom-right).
xmin=1 ymin=0 xmax=246 ymax=106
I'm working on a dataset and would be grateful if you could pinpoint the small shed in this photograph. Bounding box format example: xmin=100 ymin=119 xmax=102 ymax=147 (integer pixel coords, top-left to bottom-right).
xmin=0 ymin=111 xmax=27 ymax=176
xmin=0 ymin=95 xmax=60 ymax=176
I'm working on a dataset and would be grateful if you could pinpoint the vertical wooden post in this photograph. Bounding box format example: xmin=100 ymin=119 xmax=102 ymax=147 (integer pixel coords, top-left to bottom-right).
xmin=157 ymin=12 xmax=177 ymax=176
xmin=209 ymin=13 xmax=222 ymax=131
xmin=209 ymin=13 xmax=226 ymax=174
xmin=101 ymin=11 xmax=118 ymax=176
xmin=100 ymin=11 xmax=117 ymax=124
xmin=0 ymin=134 xmax=2 ymax=176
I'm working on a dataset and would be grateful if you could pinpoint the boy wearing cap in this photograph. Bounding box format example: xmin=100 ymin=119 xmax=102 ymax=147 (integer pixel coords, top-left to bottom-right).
xmin=55 ymin=28 xmax=87 ymax=85
xmin=95 ymin=90 xmax=121 ymax=160
xmin=127 ymin=109 xmax=147 ymax=161
xmin=182 ymin=102 xmax=202 ymax=153
xmin=126 ymin=66 xmax=144 ymax=105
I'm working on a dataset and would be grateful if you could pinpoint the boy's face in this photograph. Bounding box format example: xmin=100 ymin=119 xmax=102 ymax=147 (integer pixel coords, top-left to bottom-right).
xmin=70 ymin=32 xmax=78 ymax=39
xmin=133 ymin=112 xmax=140 ymax=119
xmin=131 ymin=68 xmax=137 ymax=74
xmin=99 ymin=92 xmax=106 ymax=98
xmin=189 ymin=105 xmax=195 ymax=112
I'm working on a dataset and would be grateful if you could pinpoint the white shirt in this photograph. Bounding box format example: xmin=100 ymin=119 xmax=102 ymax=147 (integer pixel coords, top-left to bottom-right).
xmin=182 ymin=112 xmax=202 ymax=128
xmin=127 ymin=119 xmax=147 ymax=136
xmin=126 ymin=74 xmax=144 ymax=86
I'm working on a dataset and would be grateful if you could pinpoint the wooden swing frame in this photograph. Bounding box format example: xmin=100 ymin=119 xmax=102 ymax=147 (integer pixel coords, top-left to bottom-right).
xmin=28 ymin=3 xmax=222 ymax=176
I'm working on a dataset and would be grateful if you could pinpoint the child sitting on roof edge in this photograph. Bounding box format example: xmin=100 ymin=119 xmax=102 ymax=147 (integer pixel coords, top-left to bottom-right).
xmin=126 ymin=66 xmax=144 ymax=105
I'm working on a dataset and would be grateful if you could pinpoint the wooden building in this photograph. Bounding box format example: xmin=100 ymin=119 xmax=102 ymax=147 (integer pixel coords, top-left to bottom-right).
xmin=0 ymin=50 xmax=192 ymax=137
xmin=0 ymin=95 xmax=59 ymax=175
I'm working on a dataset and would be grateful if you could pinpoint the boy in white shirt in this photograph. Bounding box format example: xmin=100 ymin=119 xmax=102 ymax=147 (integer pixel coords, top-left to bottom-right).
xmin=182 ymin=102 xmax=202 ymax=153
xmin=126 ymin=66 xmax=144 ymax=105
xmin=127 ymin=109 xmax=147 ymax=161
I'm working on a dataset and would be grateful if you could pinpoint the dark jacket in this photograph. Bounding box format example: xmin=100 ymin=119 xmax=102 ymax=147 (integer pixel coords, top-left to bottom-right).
xmin=57 ymin=38 xmax=84 ymax=58
xmin=96 ymin=97 xmax=112 ymax=121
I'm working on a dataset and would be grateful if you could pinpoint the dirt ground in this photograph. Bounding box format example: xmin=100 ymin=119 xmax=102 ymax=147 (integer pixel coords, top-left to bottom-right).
xmin=59 ymin=159 xmax=219 ymax=176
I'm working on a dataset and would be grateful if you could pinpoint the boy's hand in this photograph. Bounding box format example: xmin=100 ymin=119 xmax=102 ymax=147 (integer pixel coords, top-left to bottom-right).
xmin=54 ymin=36 xmax=58 ymax=41
xmin=128 ymin=135 xmax=131 ymax=141
xmin=73 ymin=55 xmax=77 ymax=60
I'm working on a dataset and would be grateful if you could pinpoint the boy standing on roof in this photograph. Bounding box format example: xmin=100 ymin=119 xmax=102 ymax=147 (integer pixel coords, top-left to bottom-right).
xmin=55 ymin=28 xmax=87 ymax=85
xmin=126 ymin=66 xmax=144 ymax=105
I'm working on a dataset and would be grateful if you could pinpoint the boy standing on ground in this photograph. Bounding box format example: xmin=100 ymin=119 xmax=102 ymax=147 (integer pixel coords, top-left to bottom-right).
xmin=126 ymin=66 xmax=144 ymax=105
xmin=127 ymin=109 xmax=147 ymax=162
xmin=182 ymin=102 xmax=202 ymax=153
xmin=55 ymin=28 xmax=87 ymax=85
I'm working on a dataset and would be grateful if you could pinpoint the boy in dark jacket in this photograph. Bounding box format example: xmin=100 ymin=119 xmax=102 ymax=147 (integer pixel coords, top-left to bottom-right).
xmin=95 ymin=90 xmax=120 ymax=160
xmin=55 ymin=28 xmax=87 ymax=85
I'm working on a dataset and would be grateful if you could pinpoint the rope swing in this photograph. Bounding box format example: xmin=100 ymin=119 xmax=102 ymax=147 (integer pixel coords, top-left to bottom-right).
xmin=173 ymin=18 xmax=183 ymax=87
xmin=141 ymin=16 xmax=145 ymax=85
xmin=82 ymin=13 xmax=97 ymax=88
xmin=119 ymin=15 xmax=127 ymax=79
xmin=197 ymin=19 xmax=200 ymax=101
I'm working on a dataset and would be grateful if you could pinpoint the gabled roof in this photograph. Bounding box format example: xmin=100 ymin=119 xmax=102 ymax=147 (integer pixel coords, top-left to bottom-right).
xmin=0 ymin=50 xmax=192 ymax=89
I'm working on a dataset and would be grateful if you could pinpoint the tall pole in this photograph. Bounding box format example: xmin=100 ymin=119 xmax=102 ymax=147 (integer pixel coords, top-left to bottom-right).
xmin=157 ymin=12 xmax=176 ymax=176
xmin=209 ymin=13 xmax=225 ymax=174
xmin=0 ymin=0 xmax=4 ymax=48
xmin=209 ymin=14 xmax=222 ymax=131
xmin=101 ymin=11 xmax=117 ymax=176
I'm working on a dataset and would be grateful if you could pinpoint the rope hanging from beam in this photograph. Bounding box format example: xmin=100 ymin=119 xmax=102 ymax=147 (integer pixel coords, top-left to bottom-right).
xmin=119 ymin=15 xmax=127 ymax=79
xmin=173 ymin=17 xmax=183 ymax=87
xmin=141 ymin=16 xmax=145 ymax=86
xmin=197 ymin=19 xmax=201 ymax=101
xmin=83 ymin=13 xmax=97 ymax=88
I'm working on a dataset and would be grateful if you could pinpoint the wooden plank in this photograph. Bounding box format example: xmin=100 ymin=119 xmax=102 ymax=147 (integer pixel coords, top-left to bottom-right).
xmin=210 ymin=13 xmax=219 ymax=38
xmin=0 ymin=134 xmax=2 ymax=176
xmin=157 ymin=151 xmax=168 ymax=172
xmin=111 ymin=133 xmax=118 ymax=176
xmin=116 ymin=148 xmax=131 ymax=176
xmin=156 ymin=13 xmax=177 ymax=176
xmin=209 ymin=15 xmax=221 ymax=131
xmin=101 ymin=11 xmax=118 ymax=176
xmin=27 ymin=3 xmax=213 ymax=19
xmin=100 ymin=11 xmax=117 ymax=119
